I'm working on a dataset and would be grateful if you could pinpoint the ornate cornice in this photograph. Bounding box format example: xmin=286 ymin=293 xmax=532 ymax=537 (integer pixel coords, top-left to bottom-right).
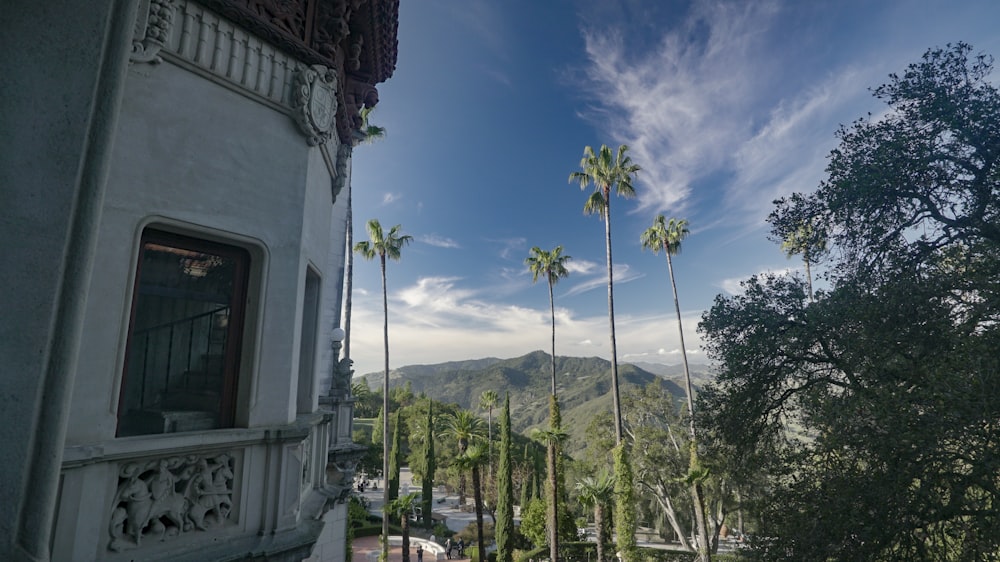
xmin=168 ymin=0 xmax=397 ymax=144
xmin=129 ymin=0 xmax=397 ymax=145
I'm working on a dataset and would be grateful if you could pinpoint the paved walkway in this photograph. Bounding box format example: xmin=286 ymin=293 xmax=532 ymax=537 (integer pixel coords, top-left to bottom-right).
xmin=353 ymin=535 xmax=470 ymax=562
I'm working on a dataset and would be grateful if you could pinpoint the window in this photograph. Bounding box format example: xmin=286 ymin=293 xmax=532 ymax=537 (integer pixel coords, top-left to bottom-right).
xmin=117 ymin=230 xmax=250 ymax=437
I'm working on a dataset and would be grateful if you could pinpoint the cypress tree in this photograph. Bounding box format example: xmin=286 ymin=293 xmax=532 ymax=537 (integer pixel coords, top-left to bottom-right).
xmin=373 ymin=406 xmax=384 ymax=445
xmin=495 ymin=394 xmax=514 ymax=562
xmin=520 ymin=470 xmax=531 ymax=509
xmin=422 ymin=401 xmax=435 ymax=528
xmin=613 ymin=444 xmax=637 ymax=562
xmin=388 ymin=411 xmax=402 ymax=501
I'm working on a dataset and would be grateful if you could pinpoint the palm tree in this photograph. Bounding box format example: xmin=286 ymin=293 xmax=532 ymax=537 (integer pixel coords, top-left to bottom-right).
xmin=640 ymin=216 xmax=709 ymax=562
xmin=455 ymin=443 xmax=490 ymax=558
xmin=444 ymin=410 xmax=485 ymax=507
xmin=569 ymin=144 xmax=640 ymax=445
xmin=387 ymin=492 xmax=420 ymax=562
xmin=479 ymin=390 xmax=499 ymax=479
xmin=576 ymin=471 xmax=615 ymax=562
xmin=343 ymin=107 xmax=386 ymax=362
xmin=354 ymin=219 xmax=412 ymax=561
xmin=533 ymin=407 xmax=569 ymax=562
xmin=524 ymin=246 xmax=572 ymax=396
xmin=351 ymin=381 xmax=378 ymax=418
xmin=780 ymin=220 xmax=826 ymax=302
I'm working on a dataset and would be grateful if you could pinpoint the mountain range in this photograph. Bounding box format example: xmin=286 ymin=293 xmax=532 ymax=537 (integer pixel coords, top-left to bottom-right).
xmin=356 ymin=350 xmax=715 ymax=455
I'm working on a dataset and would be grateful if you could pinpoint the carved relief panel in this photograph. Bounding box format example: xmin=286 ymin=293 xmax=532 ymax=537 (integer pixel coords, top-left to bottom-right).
xmin=108 ymin=452 xmax=237 ymax=552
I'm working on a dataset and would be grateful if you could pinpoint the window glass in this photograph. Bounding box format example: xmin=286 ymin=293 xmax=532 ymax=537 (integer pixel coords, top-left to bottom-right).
xmin=117 ymin=230 xmax=249 ymax=437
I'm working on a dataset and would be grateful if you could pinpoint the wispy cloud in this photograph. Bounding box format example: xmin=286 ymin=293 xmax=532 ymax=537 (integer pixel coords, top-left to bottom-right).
xmin=490 ymin=237 xmax=527 ymax=260
xmin=349 ymin=278 xmax=710 ymax=376
xmin=580 ymin=2 xmax=781 ymax=217
xmin=418 ymin=234 xmax=460 ymax=248
xmin=565 ymin=259 xmax=598 ymax=275
xmin=564 ymin=263 xmax=643 ymax=297
xmin=382 ymin=192 xmax=402 ymax=205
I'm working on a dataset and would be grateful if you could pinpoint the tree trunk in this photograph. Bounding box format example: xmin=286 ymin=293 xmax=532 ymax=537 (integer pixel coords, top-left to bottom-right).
xmin=804 ymin=255 xmax=813 ymax=302
xmin=595 ymin=505 xmax=606 ymax=562
xmin=401 ymin=514 xmax=411 ymax=562
xmin=547 ymin=440 xmax=558 ymax=562
xmin=603 ymin=190 xmax=623 ymax=445
xmin=473 ymin=465 xmax=485 ymax=558
xmin=666 ymin=252 xmax=710 ymax=562
xmin=488 ymin=408 xmax=493 ymax=481
xmin=549 ymin=280 xmax=556 ymax=396
xmin=381 ymin=254 xmax=390 ymax=562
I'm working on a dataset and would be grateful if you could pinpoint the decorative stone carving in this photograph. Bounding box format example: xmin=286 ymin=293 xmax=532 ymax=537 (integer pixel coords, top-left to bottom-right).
xmin=246 ymin=0 xmax=307 ymax=39
xmin=343 ymin=75 xmax=379 ymax=132
xmin=132 ymin=0 xmax=177 ymax=63
xmin=108 ymin=453 xmax=236 ymax=552
xmin=326 ymin=449 xmax=364 ymax=503
xmin=293 ymin=65 xmax=339 ymax=145
xmin=332 ymin=143 xmax=352 ymax=201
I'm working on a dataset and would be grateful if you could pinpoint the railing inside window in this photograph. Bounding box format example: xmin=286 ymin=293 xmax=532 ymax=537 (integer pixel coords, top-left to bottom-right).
xmin=132 ymin=305 xmax=230 ymax=411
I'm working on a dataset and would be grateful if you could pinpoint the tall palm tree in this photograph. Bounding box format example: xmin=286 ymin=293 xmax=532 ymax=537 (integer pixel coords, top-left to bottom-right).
xmin=354 ymin=219 xmax=411 ymax=562
xmin=576 ymin=471 xmax=615 ymax=562
xmin=569 ymin=144 xmax=640 ymax=445
xmin=444 ymin=410 xmax=485 ymax=507
xmin=640 ymin=216 xmax=709 ymax=562
xmin=533 ymin=406 xmax=569 ymax=562
xmin=455 ymin=443 xmax=490 ymax=557
xmin=387 ymin=492 xmax=420 ymax=562
xmin=524 ymin=245 xmax=572 ymax=396
xmin=780 ymin=220 xmax=826 ymax=302
xmin=343 ymin=107 xmax=386 ymax=362
xmin=479 ymin=390 xmax=499 ymax=479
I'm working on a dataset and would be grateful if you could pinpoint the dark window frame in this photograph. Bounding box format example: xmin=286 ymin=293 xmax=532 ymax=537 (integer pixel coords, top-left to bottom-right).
xmin=116 ymin=229 xmax=250 ymax=436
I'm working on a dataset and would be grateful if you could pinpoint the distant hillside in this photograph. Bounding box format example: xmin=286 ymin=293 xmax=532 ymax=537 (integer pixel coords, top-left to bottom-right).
xmin=629 ymin=360 xmax=717 ymax=389
xmin=356 ymin=351 xmax=714 ymax=455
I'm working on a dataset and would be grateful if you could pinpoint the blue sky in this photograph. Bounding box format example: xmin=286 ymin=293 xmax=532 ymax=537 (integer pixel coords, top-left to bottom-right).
xmin=347 ymin=0 xmax=1000 ymax=376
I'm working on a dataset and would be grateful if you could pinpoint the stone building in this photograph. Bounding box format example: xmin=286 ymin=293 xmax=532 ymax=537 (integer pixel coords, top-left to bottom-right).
xmin=1 ymin=1 xmax=398 ymax=560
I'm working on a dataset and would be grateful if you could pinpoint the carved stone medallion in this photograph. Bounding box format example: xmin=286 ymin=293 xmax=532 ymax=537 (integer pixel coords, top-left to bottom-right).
xmin=293 ymin=65 xmax=339 ymax=146
xmin=131 ymin=0 xmax=177 ymax=64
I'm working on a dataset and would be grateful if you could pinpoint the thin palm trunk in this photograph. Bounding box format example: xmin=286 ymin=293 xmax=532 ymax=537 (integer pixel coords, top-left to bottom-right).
xmin=548 ymin=283 xmax=560 ymax=562
xmin=547 ymin=441 xmax=558 ymax=562
xmin=401 ymin=515 xmax=411 ymax=562
xmin=381 ymin=254 xmax=390 ymax=562
xmin=458 ymin=438 xmax=468 ymax=506
xmin=666 ymin=252 xmax=710 ymax=562
xmin=473 ymin=464 xmax=485 ymax=557
xmin=487 ymin=408 xmax=493 ymax=481
xmin=604 ymin=191 xmax=623 ymax=445
xmin=548 ymin=280 xmax=556 ymax=396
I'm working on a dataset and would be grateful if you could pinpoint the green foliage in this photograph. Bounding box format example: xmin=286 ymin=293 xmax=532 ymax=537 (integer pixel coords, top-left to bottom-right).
xmin=388 ymin=411 xmax=402 ymax=501
xmin=372 ymin=407 xmax=384 ymax=446
xmin=421 ymin=401 xmax=435 ymax=528
xmin=613 ymin=445 xmax=638 ymax=562
xmin=495 ymin=394 xmax=515 ymax=562
xmin=517 ymin=498 xmax=547 ymax=548
xmin=701 ymin=43 xmax=1000 ymax=560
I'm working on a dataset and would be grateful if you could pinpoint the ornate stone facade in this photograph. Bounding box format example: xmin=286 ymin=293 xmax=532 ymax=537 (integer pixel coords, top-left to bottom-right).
xmin=108 ymin=453 xmax=236 ymax=552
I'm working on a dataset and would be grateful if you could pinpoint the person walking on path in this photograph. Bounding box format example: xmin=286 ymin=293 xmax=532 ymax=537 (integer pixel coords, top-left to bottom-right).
xmin=444 ymin=538 xmax=452 ymax=559
xmin=416 ymin=544 xmax=424 ymax=562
